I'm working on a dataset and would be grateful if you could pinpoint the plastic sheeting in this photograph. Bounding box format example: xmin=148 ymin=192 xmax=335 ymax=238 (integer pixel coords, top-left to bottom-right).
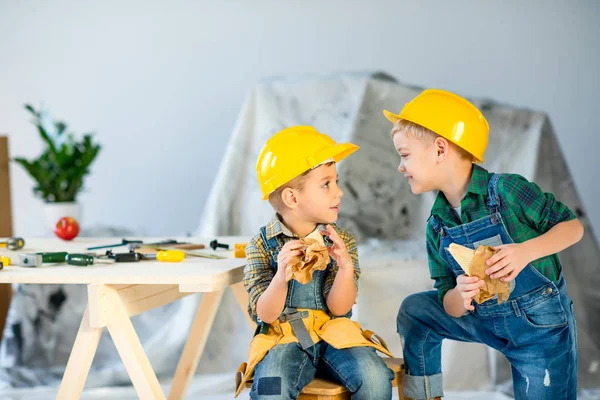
xmin=1 ymin=72 xmax=598 ymax=398
xmin=197 ymin=72 xmax=600 ymax=395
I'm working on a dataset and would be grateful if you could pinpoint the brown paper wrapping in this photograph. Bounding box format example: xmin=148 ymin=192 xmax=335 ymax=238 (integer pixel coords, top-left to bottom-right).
xmin=285 ymin=231 xmax=330 ymax=284
xmin=448 ymin=243 xmax=510 ymax=304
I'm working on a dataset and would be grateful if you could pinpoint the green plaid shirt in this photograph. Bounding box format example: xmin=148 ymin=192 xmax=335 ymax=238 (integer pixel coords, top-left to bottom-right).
xmin=427 ymin=164 xmax=577 ymax=303
xmin=243 ymin=215 xmax=360 ymax=323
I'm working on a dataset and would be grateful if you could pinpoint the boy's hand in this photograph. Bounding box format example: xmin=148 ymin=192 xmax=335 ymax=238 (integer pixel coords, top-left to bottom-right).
xmin=276 ymin=240 xmax=304 ymax=275
xmin=320 ymin=225 xmax=353 ymax=270
xmin=456 ymin=274 xmax=485 ymax=311
xmin=485 ymin=243 xmax=532 ymax=282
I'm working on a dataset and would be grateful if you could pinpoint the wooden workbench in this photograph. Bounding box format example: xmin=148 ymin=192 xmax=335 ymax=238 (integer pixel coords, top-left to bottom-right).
xmin=0 ymin=237 xmax=252 ymax=399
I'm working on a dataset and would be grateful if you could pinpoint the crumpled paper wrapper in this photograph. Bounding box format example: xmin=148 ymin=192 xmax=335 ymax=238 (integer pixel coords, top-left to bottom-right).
xmin=285 ymin=231 xmax=330 ymax=284
xmin=448 ymin=243 xmax=510 ymax=304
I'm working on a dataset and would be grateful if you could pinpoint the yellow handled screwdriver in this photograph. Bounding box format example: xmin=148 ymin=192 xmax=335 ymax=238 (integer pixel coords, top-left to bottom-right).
xmin=143 ymin=250 xmax=186 ymax=262
xmin=0 ymin=237 xmax=25 ymax=251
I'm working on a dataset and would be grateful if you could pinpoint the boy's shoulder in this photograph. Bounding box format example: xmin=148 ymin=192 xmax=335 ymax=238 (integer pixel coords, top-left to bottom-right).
xmin=247 ymin=222 xmax=274 ymax=252
xmin=496 ymin=172 xmax=537 ymax=193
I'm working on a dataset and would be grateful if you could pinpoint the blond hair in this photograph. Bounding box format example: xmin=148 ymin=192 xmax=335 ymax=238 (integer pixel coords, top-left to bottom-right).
xmin=390 ymin=119 xmax=474 ymax=161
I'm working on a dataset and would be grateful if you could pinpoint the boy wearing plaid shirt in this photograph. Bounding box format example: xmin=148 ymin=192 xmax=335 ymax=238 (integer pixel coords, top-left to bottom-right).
xmin=384 ymin=89 xmax=584 ymax=400
xmin=235 ymin=126 xmax=394 ymax=399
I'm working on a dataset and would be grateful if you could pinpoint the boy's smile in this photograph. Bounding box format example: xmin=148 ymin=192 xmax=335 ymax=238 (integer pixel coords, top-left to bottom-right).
xmin=392 ymin=131 xmax=436 ymax=194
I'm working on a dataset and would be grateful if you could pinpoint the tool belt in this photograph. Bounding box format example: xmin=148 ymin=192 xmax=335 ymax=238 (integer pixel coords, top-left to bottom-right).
xmin=234 ymin=307 xmax=393 ymax=397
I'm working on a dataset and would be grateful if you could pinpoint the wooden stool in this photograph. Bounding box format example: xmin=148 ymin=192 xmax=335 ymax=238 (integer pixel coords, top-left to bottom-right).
xmin=244 ymin=357 xmax=405 ymax=400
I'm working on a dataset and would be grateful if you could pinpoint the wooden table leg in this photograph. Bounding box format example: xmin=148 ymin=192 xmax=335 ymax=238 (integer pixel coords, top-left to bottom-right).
xmin=57 ymin=306 xmax=103 ymax=399
xmin=0 ymin=283 xmax=12 ymax=344
xmin=231 ymin=282 xmax=255 ymax=327
xmin=168 ymin=289 xmax=225 ymax=400
xmin=103 ymin=285 xmax=167 ymax=400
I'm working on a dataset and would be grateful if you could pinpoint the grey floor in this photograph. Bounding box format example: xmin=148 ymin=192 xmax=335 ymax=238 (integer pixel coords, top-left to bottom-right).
xmin=1 ymin=374 xmax=598 ymax=399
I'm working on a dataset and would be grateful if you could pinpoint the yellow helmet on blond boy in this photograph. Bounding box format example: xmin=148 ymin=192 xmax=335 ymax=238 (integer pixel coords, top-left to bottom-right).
xmin=383 ymin=89 xmax=489 ymax=163
xmin=256 ymin=126 xmax=359 ymax=200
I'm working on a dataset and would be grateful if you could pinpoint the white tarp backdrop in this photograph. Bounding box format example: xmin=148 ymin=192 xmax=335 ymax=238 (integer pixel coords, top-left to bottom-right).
xmin=0 ymin=72 xmax=597 ymax=398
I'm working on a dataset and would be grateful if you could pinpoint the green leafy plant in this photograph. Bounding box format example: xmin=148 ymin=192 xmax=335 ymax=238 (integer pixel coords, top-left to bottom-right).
xmin=14 ymin=104 xmax=101 ymax=202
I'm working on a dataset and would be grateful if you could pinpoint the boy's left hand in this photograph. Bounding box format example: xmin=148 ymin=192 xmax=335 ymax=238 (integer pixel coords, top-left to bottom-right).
xmin=485 ymin=243 xmax=532 ymax=282
xmin=320 ymin=225 xmax=353 ymax=270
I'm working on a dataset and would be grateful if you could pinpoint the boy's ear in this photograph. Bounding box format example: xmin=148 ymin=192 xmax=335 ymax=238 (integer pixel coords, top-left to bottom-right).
xmin=434 ymin=137 xmax=449 ymax=162
xmin=281 ymin=187 xmax=300 ymax=209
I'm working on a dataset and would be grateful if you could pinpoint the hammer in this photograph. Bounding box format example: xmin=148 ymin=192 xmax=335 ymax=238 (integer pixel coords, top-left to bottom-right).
xmin=18 ymin=252 xmax=68 ymax=267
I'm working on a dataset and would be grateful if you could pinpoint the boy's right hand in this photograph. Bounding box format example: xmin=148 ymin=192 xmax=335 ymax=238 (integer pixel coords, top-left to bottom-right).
xmin=456 ymin=274 xmax=485 ymax=311
xmin=276 ymin=240 xmax=305 ymax=275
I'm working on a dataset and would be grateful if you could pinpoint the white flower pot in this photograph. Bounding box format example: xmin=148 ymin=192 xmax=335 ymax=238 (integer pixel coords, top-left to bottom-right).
xmin=44 ymin=202 xmax=82 ymax=235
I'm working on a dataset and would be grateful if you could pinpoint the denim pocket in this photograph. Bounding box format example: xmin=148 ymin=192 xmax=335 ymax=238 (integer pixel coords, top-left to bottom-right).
xmin=473 ymin=234 xmax=503 ymax=248
xmin=521 ymin=295 xmax=568 ymax=329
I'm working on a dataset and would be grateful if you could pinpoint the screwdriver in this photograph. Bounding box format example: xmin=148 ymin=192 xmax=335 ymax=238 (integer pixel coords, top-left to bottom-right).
xmin=67 ymin=250 xmax=142 ymax=266
xmin=66 ymin=254 xmax=115 ymax=267
xmin=0 ymin=237 xmax=25 ymax=251
xmin=143 ymin=250 xmax=186 ymax=262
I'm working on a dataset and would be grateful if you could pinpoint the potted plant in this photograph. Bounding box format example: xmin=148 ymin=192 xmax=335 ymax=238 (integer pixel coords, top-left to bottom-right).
xmin=14 ymin=104 xmax=101 ymax=232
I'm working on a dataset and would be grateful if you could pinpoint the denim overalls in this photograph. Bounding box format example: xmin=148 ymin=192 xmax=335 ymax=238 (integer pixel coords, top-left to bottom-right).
xmin=250 ymin=226 xmax=394 ymax=400
xmin=397 ymin=174 xmax=578 ymax=400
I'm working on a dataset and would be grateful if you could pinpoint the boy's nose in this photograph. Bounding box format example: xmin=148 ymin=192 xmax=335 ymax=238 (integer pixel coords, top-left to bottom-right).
xmin=398 ymin=162 xmax=406 ymax=173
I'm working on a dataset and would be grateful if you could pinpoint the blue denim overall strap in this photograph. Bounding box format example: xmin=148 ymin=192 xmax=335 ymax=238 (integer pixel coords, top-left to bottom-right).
xmin=259 ymin=226 xmax=328 ymax=311
xmin=430 ymin=173 xmax=554 ymax=309
xmin=258 ymin=226 xmax=329 ymax=349
xmin=400 ymin=173 xmax=577 ymax=399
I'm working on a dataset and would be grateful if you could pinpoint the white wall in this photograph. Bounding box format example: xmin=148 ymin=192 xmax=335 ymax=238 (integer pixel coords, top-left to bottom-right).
xmin=1 ymin=0 xmax=598 ymax=237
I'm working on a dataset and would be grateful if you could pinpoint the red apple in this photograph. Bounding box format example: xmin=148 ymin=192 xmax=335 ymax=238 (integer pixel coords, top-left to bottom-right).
xmin=54 ymin=217 xmax=80 ymax=241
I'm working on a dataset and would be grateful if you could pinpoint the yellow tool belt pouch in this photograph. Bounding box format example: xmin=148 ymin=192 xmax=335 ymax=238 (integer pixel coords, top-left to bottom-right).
xmin=234 ymin=308 xmax=393 ymax=397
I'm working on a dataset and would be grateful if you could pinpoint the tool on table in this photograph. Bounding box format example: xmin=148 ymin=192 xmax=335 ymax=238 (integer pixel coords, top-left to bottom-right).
xmin=129 ymin=241 xmax=205 ymax=251
xmin=66 ymin=253 xmax=116 ymax=267
xmin=233 ymin=243 xmax=247 ymax=258
xmin=0 ymin=256 xmax=10 ymax=269
xmin=87 ymin=239 xmax=192 ymax=251
xmin=18 ymin=252 xmax=68 ymax=267
xmin=142 ymin=250 xmax=186 ymax=262
xmin=86 ymin=239 xmax=145 ymax=251
xmin=210 ymin=239 xmax=230 ymax=251
xmin=105 ymin=250 xmax=144 ymax=262
xmin=66 ymin=249 xmax=150 ymax=266
xmin=143 ymin=245 xmax=225 ymax=260
xmin=0 ymin=237 xmax=25 ymax=251
xmin=166 ymin=243 xmax=205 ymax=250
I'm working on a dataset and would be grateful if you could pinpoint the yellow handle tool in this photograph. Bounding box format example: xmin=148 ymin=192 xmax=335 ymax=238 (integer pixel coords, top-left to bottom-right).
xmin=0 ymin=237 xmax=25 ymax=251
xmin=156 ymin=250 xmax=186 ymax=262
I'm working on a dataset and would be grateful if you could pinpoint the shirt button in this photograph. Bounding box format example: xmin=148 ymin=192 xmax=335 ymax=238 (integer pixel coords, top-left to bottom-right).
xmin=491 ymin=215 xmax=498 ymax=224
xmin=544 ymin=287 xmax=553 ymax=295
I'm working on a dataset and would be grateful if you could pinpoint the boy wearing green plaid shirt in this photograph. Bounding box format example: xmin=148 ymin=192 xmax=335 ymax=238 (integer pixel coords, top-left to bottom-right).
xmin=384 ymin=89 xmax=584 ymax=400
xmin=236 ymin=126 xmax=394 ymax=399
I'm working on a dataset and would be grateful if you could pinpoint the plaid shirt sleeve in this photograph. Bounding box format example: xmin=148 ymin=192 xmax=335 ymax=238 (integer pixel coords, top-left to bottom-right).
xmin=426 ymin=221 xmax=457 ymax=304
xmin=500 ymin=174 xmax=577 ymax=233
xmin=322 ymin=227 xmax=360 ymax=300
xmin=243 ymin=234 xmax=274 ymax=323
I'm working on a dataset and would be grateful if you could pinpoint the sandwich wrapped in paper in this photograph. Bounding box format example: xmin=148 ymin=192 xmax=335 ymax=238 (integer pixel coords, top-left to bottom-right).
xmin=448 ymin=243 xmax=510 ymax=304
xmin=285 ymin=230 xmax=331 ymax=284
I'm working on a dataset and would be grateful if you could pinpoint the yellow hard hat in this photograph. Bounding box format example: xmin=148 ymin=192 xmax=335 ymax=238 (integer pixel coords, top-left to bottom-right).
xmin=256 ymin=126 xmax=359 ymax=200
xmin=383 ymin=89 xmax=489 ymax=163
